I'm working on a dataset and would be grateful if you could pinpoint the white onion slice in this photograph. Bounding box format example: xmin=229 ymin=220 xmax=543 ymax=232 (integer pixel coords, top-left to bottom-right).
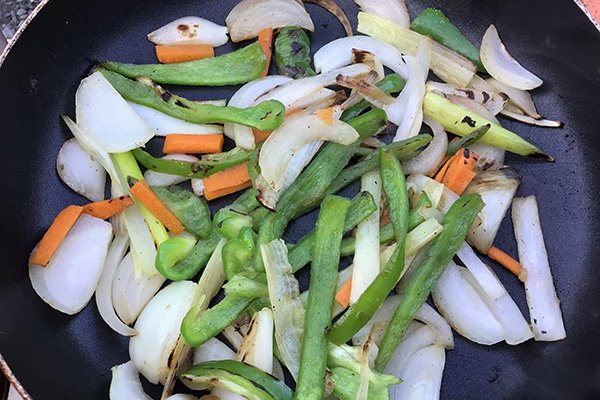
xmin=384 ymin=322 xmax=438 ymax=375
xmin=237 ymin=308 xmax=274 ymax=374
xmin=355 ymin=0 xmax=409 ymax=27
xmin=386 ymin=345 xmax=445 ymax=400
xmin=512 ymin=196 xmax=566 ymax=341
xmin=403 ymin=118 xmax=448 ymax=176
xmin=226 ymin=0 xmax=314 ymax=42
xmin=464 ymin=168 xmax=520 ymax=254
xmin=130 ymin=281 xmax=197 ymax=384
xmin=406 ymin=174 xmax=459 ymax=214
xmin=112 ymin=252 xmax=166 ymax=325
xmin=191 ymin=179 xmax=204 ymax=197
xmin=29 ymin=214 xmax=113 ymax=315
xmin=95 ymin=234 xmax=136 ymax=336
xmin=57 ymin=138 xmax=106 ymax=202
xmin=144 ymin=154 xmax=199 ymax=187
xmin=427 ymin=81 xmax=508 ymax=116
xmin=193 ymin=338 xmax=236 ymax=365
xmin=147 ymin=16 xmax=229 ymax=47
xmin=480 ymin=25 xmax=543 ymax=90
xmin=128 ymin=102 xmax=223 ymax=136
xmin=76 ymin=71 xmax=154 ymax=153
xmin=258 ymin=114 xmax=359 ymax=191
xmin=109 ymin=361 xmax=153 ymax=400
xmin=484 ymin=77 xmax=538 ymax=118
xmin=500 ymin=110 xmax=563 ymax=128
xmin=432 ymin=262 xmax=504 ymax=345
xmin=165 ymin=395 xmax=198 ymax=400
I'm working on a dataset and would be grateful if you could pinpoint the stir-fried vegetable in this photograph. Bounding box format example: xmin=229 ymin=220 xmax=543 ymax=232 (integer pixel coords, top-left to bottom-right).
xmin=275 ymin=26 xmax=316 ymax=79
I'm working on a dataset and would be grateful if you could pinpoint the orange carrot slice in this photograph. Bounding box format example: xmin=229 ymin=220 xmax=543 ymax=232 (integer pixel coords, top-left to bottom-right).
xmin=258 ymin=28 xmax=274 ymax=77
xmin=252 ymin=128 xmax=272 ymax=144
xmin=155 ymin=44 xmax=215 ymax=63
xmin=488 ymin=246 xmax=527 ymax=282
xmin=203 ymin=162 xmax=251 ymax=201
xmin=163 ymin=134 xmax=224 ymax=154
xmin=82 ymin=195 xmax=134 ymax=220
xmin=335 ymin=277 xmax=353 ymax=309
xmin=30 ymin=205 xmax=83 ymax=266
xmin=129 ymin=180 xmax=185 ymax=235
xmin=316 ymin=107 xmax=335 ymax=126
xmin=435 ymin=148 xmax=478 ymax=195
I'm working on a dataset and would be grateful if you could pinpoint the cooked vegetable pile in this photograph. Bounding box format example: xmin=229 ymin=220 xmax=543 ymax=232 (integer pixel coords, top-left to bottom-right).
xmin=29 ymin=1 xmax=567 ymax=399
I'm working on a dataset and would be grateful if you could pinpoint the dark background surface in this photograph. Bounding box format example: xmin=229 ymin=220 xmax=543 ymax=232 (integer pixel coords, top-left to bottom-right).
xmin=0 ymin=0 xmax=599 ymax=399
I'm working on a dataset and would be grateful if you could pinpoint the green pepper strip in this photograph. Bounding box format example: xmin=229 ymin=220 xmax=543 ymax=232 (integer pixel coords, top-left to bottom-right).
xmin=181 ymin=294 xmax=253 ymax=347
xmin=222 ymin=227 xmax=256 ymax=280
xmin=328 ymin=149 xmax=409 ymax=345
xmin=152 ymin=185 xmax=212 ymax=238
xmin=341 ymin=74 xmax=406 ymax=121
xmin=102 ymin=42 xmax=267 ymax=86
xmin=252 ymin=109 xmax=388 ymax=271
xmin=223 ymin=272 xmax=269 ymax=299
xmin=99 ymin=68 xmax=285 ymax=131
xmin=411 ymin=8 xmax=486 ymax=72
xmin=131 ymin=147 xmax=255 ymax=180
xmin=446 ymin=124 xmax=490 ymax=156
xmin=374 ymin=193 xmax=484 ymax=370
xmin=295 ymin=195 xmax=350 ymax=400
xmin=156 ymin=234 xmax=221 ymax=281
xmin=182 ymin=360 xmax=293 ymax=400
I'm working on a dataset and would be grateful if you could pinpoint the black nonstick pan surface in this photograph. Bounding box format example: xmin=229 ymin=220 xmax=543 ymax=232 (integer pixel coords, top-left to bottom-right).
xmin=0 ymin=0 xmax=599 ymax=398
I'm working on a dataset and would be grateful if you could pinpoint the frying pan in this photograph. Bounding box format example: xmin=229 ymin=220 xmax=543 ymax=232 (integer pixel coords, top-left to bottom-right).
xmin=1 ymin=0 xmax=599 ymax=398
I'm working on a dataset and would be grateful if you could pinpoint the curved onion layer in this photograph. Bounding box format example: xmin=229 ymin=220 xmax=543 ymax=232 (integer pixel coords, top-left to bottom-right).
xmin=95 ymin=234 xmax=137 ymax=336
xmin=432 ymin=262 xmax=504 ymax=345
xmin=512 ymin=196 xmax=566 ymax=341
xmin=464 ymin=168 xmax=520 ymax=254
xmin=29 ymin=214 xmax=113 ymax=315
xmin=128 ymin=102 xmax=223 ymax=136
xmin=193 ymin=338 xmax=236 ymax=365
xmin=500 ymin=110 xmax=563 ymax=128
xmin=191 ymin=179 xmax=205 ymax=197
xmin=109 ymin=361 xmax=153 ymax=400
xmin=165 ymin=395 xmax=199 ymax=400
xmin=112 ymin=252 xmax=166 ymax=325
xmin=314 ymin=36 xmax=409 ymax=78
xmin=427 ymin=81 xmax=508 ymax=116
xmin=355 ymin=0 xmax=409 ymax=28
xmin=305 ymin=0 xmax=353 ymax=36
xmin=75 ymin=71 xmax=154 ymax=153
xmin=406 ymin=174 xmax=460 ymax=215
xmin=57 ymin=138 xmax=106 ymax=202
xmin=226 ymin=0 xmax=314 ymax=42
xmin=144 ymin=154 xmax=199 ymax=187
xmin=258 ymin=114 xmax=359 ymax=191
xmin=386 ymin=345 xmax=445 ymax=400
xmin=147 ymin=16 xmax=229 ymax=47
xmin=384 ymin=322 xmax=438 ymax=376
xmin=237 ymin=308 xmax=274 ymax=374
xmin=484 ymin=77 xmax=538 ymax=117
xmin=403 ymin=118 xmax=448 ymax=175
xmin=130 ymin=281 xmax=197 ymax=385
xmin=480 ymin=25 xmax=543 ymax=90
xmin=225 ymin=75 xmax=293 ymax=150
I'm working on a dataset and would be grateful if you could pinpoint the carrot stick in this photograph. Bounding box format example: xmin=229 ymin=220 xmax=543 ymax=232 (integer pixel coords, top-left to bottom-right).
xmin=203 ymin=162 xmax=251 ymax=201
xmin=82 ymin=195 xmax=134 ymax=220
xmin=258 ymin=28 xmax=274 ymax=77
xmin=316 ymin=107 xmax=335 ymax=126
xmin=335 ymin=277 xmax=353 ymax=308
xmin=163 ymin=134 xmax=224 ymax=154
xmin=435 ymin=148 xmax=478 ymax=195
xmin=30 ymin=205 xmax=83 ymax=266
xmin=129 ymin=180 xmax=185 ymax=235
xmin=155 ymin=44 xmax=215 ymax=63
xmin=488 ymin=246 xmax=527 ymax=282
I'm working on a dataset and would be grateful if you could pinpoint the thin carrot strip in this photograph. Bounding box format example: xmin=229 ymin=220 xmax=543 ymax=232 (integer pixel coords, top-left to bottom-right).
xmin=488 ymin=246 xmax=527 ymax=282
xmin=203 ymin=162 xmax=251 ymax=201
xmin=155 ymin=44 xmax=215 ymax=63
xmin=163 ymin=134 xmax=224 ymax=154
xmin=316 ymin=107 xmax=335 ymax=126
xmin=30 ymin=205 xmax=83 ymax=266
xmin=258 ymin=28 xmax=274 ymax=77
xmin=335 ymin=277 xmax=353 ymax=308
xmin=82 ymin=195 xmax=134 ymax=220
xmin=435 ymin=148 xmax=478 ymax=195
xmin=129 ymin=180 xmax=185 ymax=235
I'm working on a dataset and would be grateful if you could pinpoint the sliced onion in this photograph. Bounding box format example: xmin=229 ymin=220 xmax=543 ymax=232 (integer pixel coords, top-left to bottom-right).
xmin=226 ymin=0 xmax=314 ymax=42
xmin=387 ymin=345 xmax=445 ymax=400
xmin=480 ymin=25 xmax=543 ymax=90
xmin=446 ymin=95 xmax=499 ymax=124
xmin=464 ymin=168 xmax=520 ymax=254
xmin=144 ymin=154 xmax=199 ymax=187
xmin=432 ymin=262 xmax=504 ymax=345
xmin=237 ymin=308 xmax=274 ymax=374
xmin=512 ymin=196 xmax=566 ymax=341
xmin=112 ymin=252 xmax=166 ymax=325
xmin=427 ymin=81 xmax=508 ymax=116
xmin=406 ymin=174 xmax=459 ymax=214
xmin=258 ymin=114 xmax=359 ymax=191
xmin=128 ymin=102 xmax=223 ymax=136
xmin=484 ymin=77 xmax=538 ymax=117
xmin=29 ymin=214 xmax=113 ymax=315
xmin=314 ymin=35 xmax=409 ymax=78
xmin=109 ymin=361 xmax=153 ymax=400
xmin=57 ymin=138 xmax=106 ymax=202
xmin=165 ymin=395 xmax=198 ymax=400
xmin=305 ymin=0 xmax=353 ymax=36
xmin=147 ymin=16 xmax=229 ymax=47
xmin=193 ymin=338 xmax=236 ymax=365
xmin=403 ymin=118 xmax=448 ymax=175
xmin=287 ymin=88 xmax=340 ymax=112
xmin=130 ymin=281 xmax=197 ymax=384
xmin=191 ymin=179 xmax=204 ymax=197
xmin=75 ymin=71 xmax=154 ymax=153
xmin=355 ymin=0 xmax=409 ymax=28
xmin=384 ymin=322 xmax=438 ymax=375
xmin=500 ymin=110 xmax=563 ymax=128
xmin=95 ymin=233 xmax=137 ymax=336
